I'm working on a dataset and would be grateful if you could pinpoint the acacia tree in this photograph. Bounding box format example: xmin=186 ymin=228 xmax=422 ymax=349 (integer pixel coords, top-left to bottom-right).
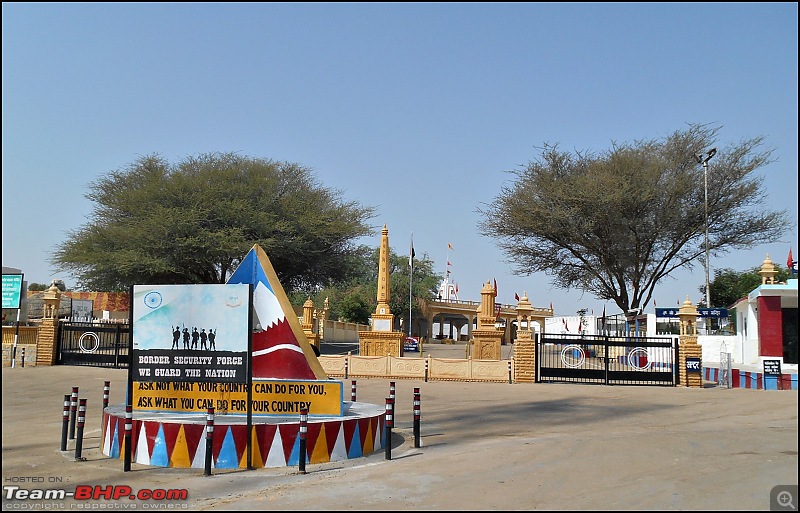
xmin=52 ymin=152 xmax=376 ymax=292
xmin=478 ymin=124 xmax=790 ymax=313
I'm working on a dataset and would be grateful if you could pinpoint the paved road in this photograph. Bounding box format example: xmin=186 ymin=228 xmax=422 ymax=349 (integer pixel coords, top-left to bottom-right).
xmin=2 ymin=362 xmax=797 ymax=511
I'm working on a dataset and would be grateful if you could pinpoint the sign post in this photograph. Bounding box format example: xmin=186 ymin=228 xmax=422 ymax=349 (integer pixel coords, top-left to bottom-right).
xmin=762 ymin=359 xmax=783 ymax=390
xmin=2 ymin=274 xmax=24 ymax=368
xmin=71 ymin=299 xmax=94 ymax=322
xmin=685 ymin=357 xmax=702 ymax=387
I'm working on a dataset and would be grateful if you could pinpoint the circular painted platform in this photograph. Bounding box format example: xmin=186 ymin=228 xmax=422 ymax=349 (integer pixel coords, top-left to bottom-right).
xmin=101 ymin=402 xmax=386 ymax=468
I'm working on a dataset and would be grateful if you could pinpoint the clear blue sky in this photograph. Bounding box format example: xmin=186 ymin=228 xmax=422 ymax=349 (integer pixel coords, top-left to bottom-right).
xmin=3 ymin=3 xmax=797 ymax=317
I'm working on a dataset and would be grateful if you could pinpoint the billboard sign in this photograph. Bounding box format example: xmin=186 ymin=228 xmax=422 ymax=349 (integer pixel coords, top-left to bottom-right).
xmin=131 ymin=284 xmax=251 ymax=383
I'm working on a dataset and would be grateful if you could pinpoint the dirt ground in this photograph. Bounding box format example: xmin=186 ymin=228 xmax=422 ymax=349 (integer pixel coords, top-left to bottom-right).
xmin=2 ymin=356 xmax=797 ymax=511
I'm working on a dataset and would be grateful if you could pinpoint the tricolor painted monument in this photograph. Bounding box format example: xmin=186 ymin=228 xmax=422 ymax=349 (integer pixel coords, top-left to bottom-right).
xmin=103 ymin=244 xmax=385 ymax=468
xmin=227 ymin=243 xmax=327 ymax=381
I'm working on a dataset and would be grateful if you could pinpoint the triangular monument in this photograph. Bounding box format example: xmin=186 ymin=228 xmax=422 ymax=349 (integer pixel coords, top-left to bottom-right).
xmin=227 ymin=243 xmax=328 ymax=380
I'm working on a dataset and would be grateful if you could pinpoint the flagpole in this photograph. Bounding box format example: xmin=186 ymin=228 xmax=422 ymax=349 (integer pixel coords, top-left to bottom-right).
xmin=445 ymin=243 xmax=450 ymax=298
xmin=409 ymin=233 xmax=414 ymax=337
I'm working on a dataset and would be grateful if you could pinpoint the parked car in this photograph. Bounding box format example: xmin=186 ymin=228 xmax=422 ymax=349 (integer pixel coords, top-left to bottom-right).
xmin=403 ymin=336 xmax=420 ymax=352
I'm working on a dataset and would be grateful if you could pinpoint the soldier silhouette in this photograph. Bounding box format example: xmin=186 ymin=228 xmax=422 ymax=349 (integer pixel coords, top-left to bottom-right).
xmin=200 ymin=328 xmax=208 ymax=350
xmin=191 ymin=328 xmax=199 ymax=350
xmin=172 ymin=326 xmax=180 ymax=350
xmin=182 ymin=328 xmax=190 ymax=350
xmin=208 ymin=329 xmax=216 ymax=350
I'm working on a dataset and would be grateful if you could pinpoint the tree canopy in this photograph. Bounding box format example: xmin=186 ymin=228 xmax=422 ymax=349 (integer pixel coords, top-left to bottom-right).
xmin=478 ymin=124 xmax=790 ymax=312
xmin=52 ymin=153 xmax=377 ymax=292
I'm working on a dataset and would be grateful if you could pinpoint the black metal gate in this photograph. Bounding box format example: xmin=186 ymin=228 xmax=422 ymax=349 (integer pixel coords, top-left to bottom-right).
xmin=58 ymin=321 xmax=130 ymax=368
xmin=536 ymin=334 xmax=678 ymax=386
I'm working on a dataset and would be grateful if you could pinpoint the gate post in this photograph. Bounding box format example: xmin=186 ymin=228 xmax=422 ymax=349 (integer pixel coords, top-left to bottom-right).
xmin=677 ymin=297 xmax=703 ymax=388
xmin=114 ymin=323 xmax=122 ymax=368
xmin=512 ymin=294 xmax=535 ymax=382
xmin=36 ymin=283 xmax=62 ymax=366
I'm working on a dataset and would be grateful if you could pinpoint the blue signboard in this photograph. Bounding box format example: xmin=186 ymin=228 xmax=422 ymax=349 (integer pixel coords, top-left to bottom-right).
xmin=655 ymin=307 xmax=728 ymax=318
xmin=686 ymin=358 xmax=702 ymax=373
xmin=2 ymin=274 xmax=24 ymax=309
xmin=698 ymin=308 xmax=728 ymax=318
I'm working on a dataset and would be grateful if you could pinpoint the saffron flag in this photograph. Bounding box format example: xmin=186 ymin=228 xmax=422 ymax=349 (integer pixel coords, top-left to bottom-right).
xmin=788 ymin=248 xmax=794 ymax=270
xmin=563 ymin=319 xmax=569 ymax=332
xmin=456 ymin=283 xmax=459 ymax=293
xmin=448 ymin=242 xmax=453 ymax=251
xmin=515 ymin=292 xmax=520 ymax=301
xmin=409 ymin=235 xmax=415 ymax=267
xmin=493 ymin=278 xmax=498 ymax=298
xmin=550 ymin=302 xmax=553 ymax=311
xmin=601 ymin=305 xmax=606 ymax=329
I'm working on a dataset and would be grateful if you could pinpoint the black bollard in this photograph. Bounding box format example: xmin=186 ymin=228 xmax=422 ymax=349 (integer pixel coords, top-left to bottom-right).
xmin=102 ymin=381 xmax=110 ymax=410
xmin=68 ymin=387 xmax=79 ymax=440
xmin=413 ymin=388 xmax=421 ymax=448
xmin=351 ymin=380 xmax=357 ymax=402
xmin=389 ymin=381 xmax=396 ymax=418
xmin=298 ymin=408 xmax=308 ymax=474
xmin=384 ymin=398 xmax=393 ymax=460
xmin=424 ymin=358 xmax=429 ymax=382
xmin=60 ymin=394 xmax=70 ymax=451
xmin=204 ymin=407 xmax=214 ymax=476
xmin=508 ymin=360 xmax=513 ymax=384
xmin=101 ymin=381 xmax=110 ymax=431
xmin=20 ymin=347 xmax=25 ymax=368
xmin=75 ymin=399 xmax=87 ymax=461
xmin=344 ymin=356 xmax=349 ymax=379
xmin=123 ymin=405 xmax=132 ymax=472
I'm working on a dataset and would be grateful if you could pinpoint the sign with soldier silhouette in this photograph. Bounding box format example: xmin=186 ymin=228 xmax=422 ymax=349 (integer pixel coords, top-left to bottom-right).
xmin=131 ymin=284 xmax=250 ymax=384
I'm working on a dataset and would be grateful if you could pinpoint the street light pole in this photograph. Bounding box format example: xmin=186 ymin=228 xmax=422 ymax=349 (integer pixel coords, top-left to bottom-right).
xmin=697 ymin=148 xmax=716 ymax=308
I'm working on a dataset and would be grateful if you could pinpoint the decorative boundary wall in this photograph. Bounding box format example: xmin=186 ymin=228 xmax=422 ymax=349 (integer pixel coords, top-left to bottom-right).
xmin=1 ymin=343 xmax=37 ymax=367
xmin=1 ymin=326 xmax=39 ymax=345
xmin=703 ymin=366 xmax=798 ymax=390
xmin=101 ymin=403 xmax=385 ymax=468
xmin=319 ymin=354 xmax=512 ymax=383
xmin=320 ymin=354 xmax=798 ymax=390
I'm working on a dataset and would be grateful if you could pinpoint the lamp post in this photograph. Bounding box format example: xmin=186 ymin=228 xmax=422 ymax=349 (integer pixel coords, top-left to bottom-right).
xmin=696 ymin=148 xmax=717 ymax=308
